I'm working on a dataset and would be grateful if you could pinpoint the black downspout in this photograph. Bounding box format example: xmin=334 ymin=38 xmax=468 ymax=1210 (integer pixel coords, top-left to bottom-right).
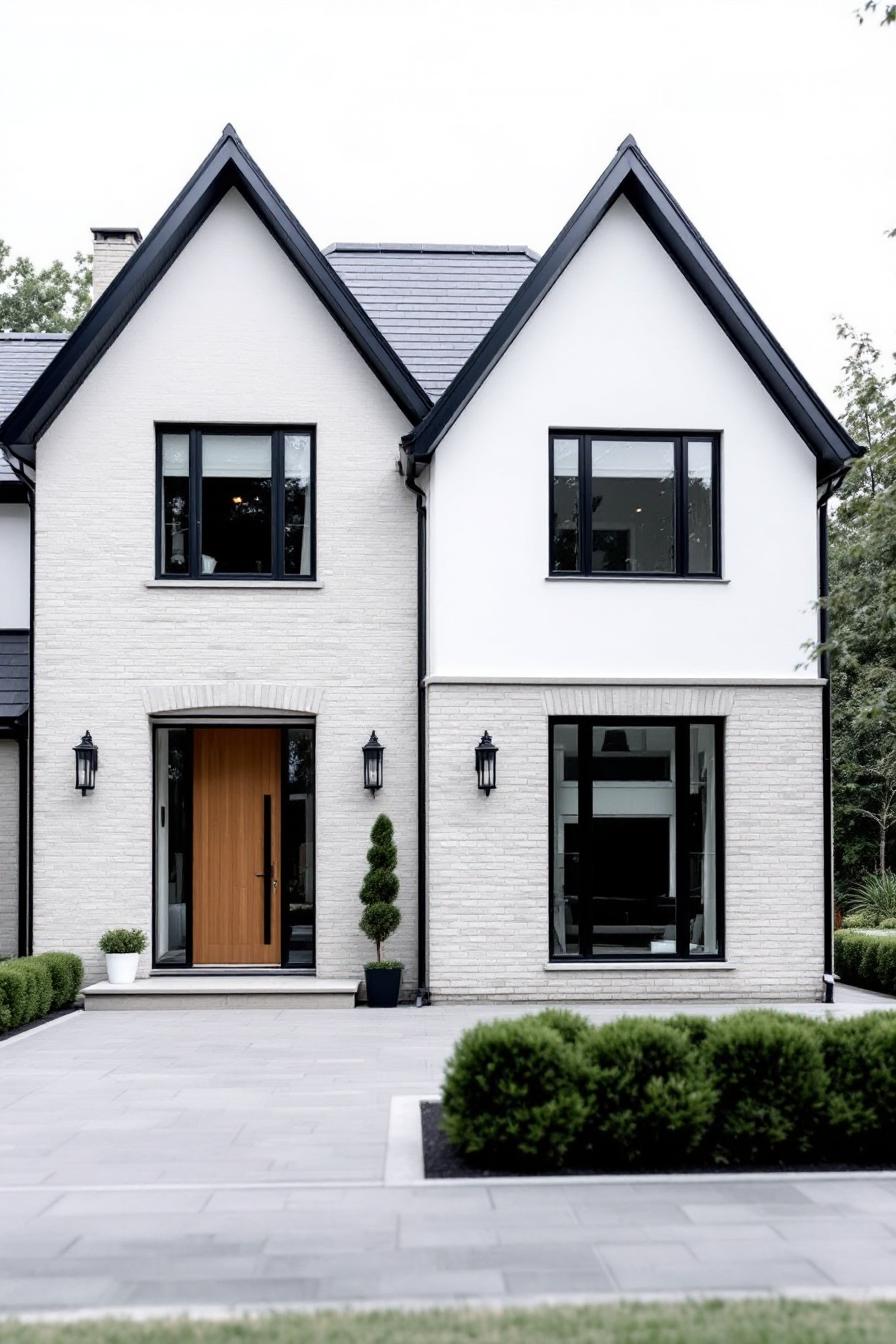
xmin=26 ymin=473 xmax=35 ymax=956
xmin=16 ymin=712 xmax=29 ymax=957
xmin=1 ymin=449 xmax=34 ymax=956
xmin=404 ymin=455 xmax=429 ymax=1005
xmin=1 ymin=451 xmax=34 ymax=957
xmin=819 ymin=497 xmax=834 ymax=1004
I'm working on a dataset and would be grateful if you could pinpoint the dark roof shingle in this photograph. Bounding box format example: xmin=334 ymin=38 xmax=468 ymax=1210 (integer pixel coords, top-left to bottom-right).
xmin=325 ymin=244 xmax=538 ymax=399
xmin=0 ymin=334 xmax=67 ymax=481
xmin=0 ymin=631 xmax=28 ymax=720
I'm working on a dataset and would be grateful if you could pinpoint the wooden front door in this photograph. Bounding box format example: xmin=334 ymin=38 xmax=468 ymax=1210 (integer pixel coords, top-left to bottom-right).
xmin=192 ymin=728 xmax=281 ymax=965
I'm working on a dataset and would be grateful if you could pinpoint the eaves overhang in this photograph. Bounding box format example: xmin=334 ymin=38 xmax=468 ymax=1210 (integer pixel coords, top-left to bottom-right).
xmin=0 ymin=124 xmax=432 ymax=453
xmin=401 ymin=136 xmax=861 ymax=485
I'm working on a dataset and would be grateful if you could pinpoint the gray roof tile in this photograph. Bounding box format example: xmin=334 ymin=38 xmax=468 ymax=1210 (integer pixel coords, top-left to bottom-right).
xmin=0 ymin=245 xmax=538 ymax=456
xmin=0 ymin=631 xmax=28 ymax=720
xmin=325 ymin=244 xmax=538 ymax=398
xmin=0 ymin=333 xmax=67 ymax=480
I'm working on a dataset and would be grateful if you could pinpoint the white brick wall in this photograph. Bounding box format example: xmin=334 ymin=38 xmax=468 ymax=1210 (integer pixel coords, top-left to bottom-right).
xmin=32 ymin=190 xmax=418 ymax=986
xmin=426 ymin=682 xmax=824 ymax=1001
xmin=0 ymin=740 xmax=19 ymax=959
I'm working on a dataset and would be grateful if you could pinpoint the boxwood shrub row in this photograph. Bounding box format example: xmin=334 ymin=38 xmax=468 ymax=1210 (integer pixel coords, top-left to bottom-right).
xmin=0 ymin=952 xmax=84 ymax=1033
xmin=835 ymin=930 xmax=896 ymax=995
xmin=441 ymin=1008 xmax=896 ymax=1172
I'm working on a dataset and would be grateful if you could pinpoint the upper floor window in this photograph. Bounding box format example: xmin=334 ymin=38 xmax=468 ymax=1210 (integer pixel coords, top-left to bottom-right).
xmin=549 ymin=431 xmax=720 ymax=578
xmin=157 ymin=425 xmax=315 ymax=580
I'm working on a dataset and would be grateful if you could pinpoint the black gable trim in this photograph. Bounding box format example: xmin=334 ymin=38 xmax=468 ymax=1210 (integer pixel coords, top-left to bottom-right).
xmin=1 ymin=125 xmax=431 ymax=456
xmin=402 ymin=136 xmax=860 ymax=482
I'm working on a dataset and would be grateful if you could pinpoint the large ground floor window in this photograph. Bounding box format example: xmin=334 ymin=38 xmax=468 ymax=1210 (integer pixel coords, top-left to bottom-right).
xmin=550 ymin=717 xmax=723 ymax=960
xmin=153 ymin=723 xmax=315 ymax=969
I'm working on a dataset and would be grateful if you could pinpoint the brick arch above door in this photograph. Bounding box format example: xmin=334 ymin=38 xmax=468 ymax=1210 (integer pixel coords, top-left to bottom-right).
xmin=140 ymin=681 xmax=323 ymax=717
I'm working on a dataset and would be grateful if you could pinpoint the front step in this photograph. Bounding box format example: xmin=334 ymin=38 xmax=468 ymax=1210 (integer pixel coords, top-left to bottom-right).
xmin=82 ymin=975 xmax=360 ymax=1010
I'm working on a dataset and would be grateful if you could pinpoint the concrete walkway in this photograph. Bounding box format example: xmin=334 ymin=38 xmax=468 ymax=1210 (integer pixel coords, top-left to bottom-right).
xmin=1 ymin=989 xmax=895 ymax=1315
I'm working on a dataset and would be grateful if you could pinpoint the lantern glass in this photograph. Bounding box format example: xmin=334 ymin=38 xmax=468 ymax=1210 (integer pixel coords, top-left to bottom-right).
xmin=73 ymin=731 xmax=98 ymax=795
xmin=362 ymin=731 xmax=384 ymax=795
xmin=475 ymin=730 xmax=498 ymax=795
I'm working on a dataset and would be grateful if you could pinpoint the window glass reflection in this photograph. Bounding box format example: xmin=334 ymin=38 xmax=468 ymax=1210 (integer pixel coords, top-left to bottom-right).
xmin=201 ymin=434 xmax=272 ymax=575
xmin=591 ymin=440 xmax=675 ymax=573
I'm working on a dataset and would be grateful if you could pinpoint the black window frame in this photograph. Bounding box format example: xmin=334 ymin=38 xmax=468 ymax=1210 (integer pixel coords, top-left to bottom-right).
xmin=548 ymin=429 xmax=721 ymax=579
xmin=548 ymin=715 xmax=725 ymax=963
xmin=155 ymin=423 xmax=317 ymax=581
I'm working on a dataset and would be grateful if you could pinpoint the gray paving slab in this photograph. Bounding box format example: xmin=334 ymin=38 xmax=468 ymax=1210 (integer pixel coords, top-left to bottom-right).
xmin=2 ymin=999 xmax=896 ymax=1313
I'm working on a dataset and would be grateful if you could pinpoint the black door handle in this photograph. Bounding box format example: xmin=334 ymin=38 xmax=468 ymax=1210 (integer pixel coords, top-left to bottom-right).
xmin=260 ymin=793 xmax=272 ymax=945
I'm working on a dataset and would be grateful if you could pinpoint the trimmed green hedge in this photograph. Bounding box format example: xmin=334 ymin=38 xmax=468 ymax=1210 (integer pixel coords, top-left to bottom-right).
xmin=440 ymin=1008 xmax=896 ymax=1172
xmin=441 ymin=1018 xmax=587 ymax=1169
xmin=0 ymin=952 xmax=83 ymax=1033
xmin=835 ymin=930 xmax=896 ymax=995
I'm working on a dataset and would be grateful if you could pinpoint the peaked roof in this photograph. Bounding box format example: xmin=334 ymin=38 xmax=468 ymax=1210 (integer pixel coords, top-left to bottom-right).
xmin=326 ymin=244 xmax=538 ymax=398
xmin=402 ymin=136 xmax=861 ymax=482
xmin=0 ymin=126 xmax=432 ymax=459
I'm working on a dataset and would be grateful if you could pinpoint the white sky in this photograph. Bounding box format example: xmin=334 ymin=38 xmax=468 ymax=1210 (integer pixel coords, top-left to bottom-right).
xmin=1 ymin=0 xmax=893 ymax=409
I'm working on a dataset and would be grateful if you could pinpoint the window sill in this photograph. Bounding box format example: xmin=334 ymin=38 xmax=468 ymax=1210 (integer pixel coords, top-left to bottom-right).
xmin=545 ymin=575 xmax=729 ymax=584
xmin=145 ymin=580 xmax=323 ymax=590
xmin=543 ymin=960 xmax=734 ymax=971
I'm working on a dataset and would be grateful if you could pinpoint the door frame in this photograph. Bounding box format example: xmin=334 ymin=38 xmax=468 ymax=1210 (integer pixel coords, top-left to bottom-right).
xmin=151 ymin=719 xmax=316 ymax=971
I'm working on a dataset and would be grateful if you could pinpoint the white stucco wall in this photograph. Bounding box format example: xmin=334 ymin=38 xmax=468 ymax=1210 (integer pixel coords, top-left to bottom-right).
xmin=0 ymin=504 xmax=30 ymax=629
xmin=32 ymin=188 xmax=418 ymax=983
xmin=0 ymin=739 xmax=18 ymax=959
xmin=426 ymin=196 xmax=820 ymax=681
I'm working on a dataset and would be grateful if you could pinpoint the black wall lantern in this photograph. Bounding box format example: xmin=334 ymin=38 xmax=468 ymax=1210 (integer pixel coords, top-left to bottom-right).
xmin=362 ymin=730 xmax=384 ymax=796
xmin=73 ymin=730 xmax=98 ymax=795
xmin=475 ymin=729 xmax=498 ymax=796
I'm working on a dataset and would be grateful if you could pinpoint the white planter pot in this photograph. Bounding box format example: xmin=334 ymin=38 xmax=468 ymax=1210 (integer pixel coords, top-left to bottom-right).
xmin=105 ymin=952 xmax=140 ymax=985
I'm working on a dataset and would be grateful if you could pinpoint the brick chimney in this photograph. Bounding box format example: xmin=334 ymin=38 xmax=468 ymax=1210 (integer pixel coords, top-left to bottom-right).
xmin=90 ymin=227 xmax=143 ymax=302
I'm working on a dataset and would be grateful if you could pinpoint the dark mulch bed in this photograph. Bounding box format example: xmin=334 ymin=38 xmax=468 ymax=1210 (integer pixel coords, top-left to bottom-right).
xmin=421 ymin=1101 xmax=891 ymax=1180
xmin=0 ymin=1001 xmax=83 ymax=1044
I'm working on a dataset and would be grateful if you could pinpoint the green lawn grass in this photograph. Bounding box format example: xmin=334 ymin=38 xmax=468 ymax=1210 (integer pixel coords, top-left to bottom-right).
xmin=1 ymin=1303 xmax=896 ymax=1344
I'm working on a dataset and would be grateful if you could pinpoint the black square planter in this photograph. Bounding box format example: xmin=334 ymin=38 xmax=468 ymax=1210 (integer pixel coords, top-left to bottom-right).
xmin=364 ymin=966 xmax=402 ymax=1008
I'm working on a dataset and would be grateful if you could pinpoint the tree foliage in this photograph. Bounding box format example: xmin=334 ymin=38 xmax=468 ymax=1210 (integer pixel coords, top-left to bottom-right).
xmin=815 ymin=323 xmax=896 ymax=885
xmin=0 ymin=238 xmax=92 ymax=333
xmin=857 ymin=1 xmax=896 ymax=24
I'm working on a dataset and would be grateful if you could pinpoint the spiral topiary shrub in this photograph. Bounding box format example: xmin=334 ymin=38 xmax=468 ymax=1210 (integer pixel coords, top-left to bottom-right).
xmin=358 ymin=814 xmax=402 ymax=967
xmin=703 ymin=1012 xmax=826 ymax=1166
xmin=579 ymin=1017 xmax=716 ymax=1168
xmin=441 ymin=1016 xmax=587 ymax=1170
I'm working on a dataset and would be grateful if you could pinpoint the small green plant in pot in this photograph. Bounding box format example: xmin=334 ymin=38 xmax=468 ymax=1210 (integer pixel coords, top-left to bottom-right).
xmin=98 ymin=928 xmax=147 ymax=985
xmin=359 ymin=814 xmax=402 ymax=1007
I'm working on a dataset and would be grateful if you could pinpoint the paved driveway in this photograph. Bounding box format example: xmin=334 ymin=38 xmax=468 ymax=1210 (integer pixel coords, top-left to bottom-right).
xmin=2 ymin=991 xmax=896 ymax=1315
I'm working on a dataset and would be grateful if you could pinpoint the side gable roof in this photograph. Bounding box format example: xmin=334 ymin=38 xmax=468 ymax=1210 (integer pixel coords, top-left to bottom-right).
xmin=0 ymin=126 xmax=431 ymax=460
xmin=402 ymin=136 xmax=861 ymax=483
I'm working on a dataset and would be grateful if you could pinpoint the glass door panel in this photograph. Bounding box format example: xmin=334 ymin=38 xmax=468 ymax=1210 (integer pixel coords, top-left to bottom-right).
xmin=154 ymin=727 xmax=189 ymax=965
xmin=283 ymin=727 xmax=315 ymax=967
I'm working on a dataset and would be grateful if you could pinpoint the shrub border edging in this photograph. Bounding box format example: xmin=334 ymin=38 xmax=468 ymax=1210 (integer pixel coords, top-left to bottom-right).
xmin=386 ymin=1095 xmax=896 ymax=1189
xmin=0 ymin=1002 xmax=84 ymax=1050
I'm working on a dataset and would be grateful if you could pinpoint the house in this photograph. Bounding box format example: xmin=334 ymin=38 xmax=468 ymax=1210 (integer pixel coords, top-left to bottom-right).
xmin=0 ymin=125 xmax=859 ymax=1001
